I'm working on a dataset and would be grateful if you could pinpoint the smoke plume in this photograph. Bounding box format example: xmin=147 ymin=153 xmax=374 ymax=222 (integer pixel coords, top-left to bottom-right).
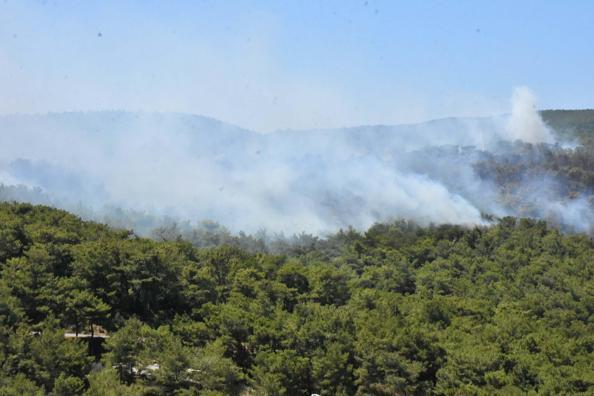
xmin=506 ymin=87 xmax=555 ymax=144
xmin=0 ymin=88 xmax=589 ymax=235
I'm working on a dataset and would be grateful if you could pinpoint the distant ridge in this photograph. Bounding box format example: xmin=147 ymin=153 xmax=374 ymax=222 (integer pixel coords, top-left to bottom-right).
xmin=540 ymin=109 xmax=594 ymax=144
xmin=2 ymin=108 xmax=594 ymax=234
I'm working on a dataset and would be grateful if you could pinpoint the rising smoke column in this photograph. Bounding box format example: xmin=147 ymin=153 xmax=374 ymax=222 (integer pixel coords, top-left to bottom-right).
xmin=506 ymin=87 xmax=555 ymax=144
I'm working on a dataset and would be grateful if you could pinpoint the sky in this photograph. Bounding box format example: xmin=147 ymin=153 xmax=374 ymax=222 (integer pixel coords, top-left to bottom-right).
xmin=1 ymin=0 xmax=593 ymax=131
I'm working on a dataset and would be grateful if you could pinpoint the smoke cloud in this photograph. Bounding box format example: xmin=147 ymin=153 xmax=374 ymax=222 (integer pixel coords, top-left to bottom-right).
xmin=506 ymin=87 xmax=555 ymax=144
xmin=0 ymin=88 xmax=588 ymax=235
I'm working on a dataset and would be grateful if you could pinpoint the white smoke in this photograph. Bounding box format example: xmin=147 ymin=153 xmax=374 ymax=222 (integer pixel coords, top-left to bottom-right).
xmin=0 ymin=88 xmax=583 ymax=235
xmin=506 ymin=87 xmax=555 ymax=144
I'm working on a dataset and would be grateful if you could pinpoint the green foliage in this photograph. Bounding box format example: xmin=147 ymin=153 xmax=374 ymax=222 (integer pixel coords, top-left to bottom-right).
xmin=0 ymin=373 xmax=44 ymax=395
xmin=51 ymin=373 xmax=85 ymax=395
xmin=0 ymin=202 xmax=593 ymax=394
xmin=84 ymin=368 xmax=144 ymax=396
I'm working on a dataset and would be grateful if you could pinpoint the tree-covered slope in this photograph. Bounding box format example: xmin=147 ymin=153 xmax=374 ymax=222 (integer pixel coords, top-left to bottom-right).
xmin=0 ymin=112 xmax=499 ymax=235
xmin=541 ymin=109 xmax=594 ymax=145
xmin=5 ymin=109 xmax=594 ymax=235
xmin=0 ymin=202 xmax=592 ymax=395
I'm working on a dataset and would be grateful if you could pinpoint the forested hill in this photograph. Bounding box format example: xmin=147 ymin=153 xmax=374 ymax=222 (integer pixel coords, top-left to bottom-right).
xmin=541 ymin=109 xmax=594 ymax=145
xmin=3 ymin=109 xmax=594 ymax=235
xmin=0 ymin=202 xmax=592 ymax=395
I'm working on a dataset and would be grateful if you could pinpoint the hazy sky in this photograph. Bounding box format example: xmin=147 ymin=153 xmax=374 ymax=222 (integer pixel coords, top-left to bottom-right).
xmin=1 ymin=0 xmax=593 ymax=131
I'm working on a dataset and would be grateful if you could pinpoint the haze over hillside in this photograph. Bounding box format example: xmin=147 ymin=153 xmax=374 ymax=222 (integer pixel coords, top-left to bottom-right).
xmin=1 ymin=89 xmax=594 ymax=234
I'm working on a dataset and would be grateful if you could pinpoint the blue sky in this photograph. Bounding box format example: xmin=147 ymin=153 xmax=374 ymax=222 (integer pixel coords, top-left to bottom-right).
xmin=1 ymin=0 xmax=593 ymax=131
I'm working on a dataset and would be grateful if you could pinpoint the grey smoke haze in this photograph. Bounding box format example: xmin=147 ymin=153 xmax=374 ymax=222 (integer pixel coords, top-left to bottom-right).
xmin=0 ymin=87 xmax=584 ymax=234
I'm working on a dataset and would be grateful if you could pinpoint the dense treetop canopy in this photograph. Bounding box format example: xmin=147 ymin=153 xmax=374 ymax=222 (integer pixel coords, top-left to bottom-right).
xmin=0 ymin=202 xmax=592 ymax=395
